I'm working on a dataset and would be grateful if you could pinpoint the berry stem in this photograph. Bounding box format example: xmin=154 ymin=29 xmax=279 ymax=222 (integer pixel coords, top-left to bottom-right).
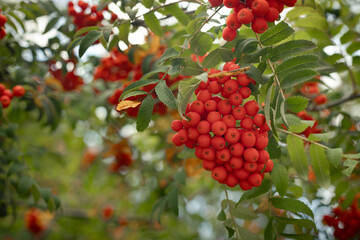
xmin=254 ymin=33 xmax=285 ymax=101
xmin=224 ymin=188 xmax=241 ymax=240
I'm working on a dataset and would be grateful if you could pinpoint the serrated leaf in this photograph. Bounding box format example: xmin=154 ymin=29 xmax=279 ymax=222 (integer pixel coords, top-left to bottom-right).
xmin=67 ymin=37 xmax=83 ymax=53
xmin=342 ymin=159 xmax=358 ymax=176
xmin=245 ymin=66 xmax=265 ymax=84
xmin=203 ymin=48 xmax=233 ymax=69
xmin=234 ymin=38 xmax=258 ymax=55
xmin=121 ymin=79 xmax=160 ymax=98
xmin=164 ymin=4 xmax=190 ymax=26
xmin=271 ymin=198 xmax=314 ymax=218
xmin=155 ymin=81 xmax=177 ymax=109
xmin=141 ymin=66 xmax=170 ymax=80
xmin=144 ymin=12 xmax=163 ymax=36
xmin=234 ymin=205 xmax=259 ymax=220
xmin=288 ymin=184 xmax=303 ymax=198
xmin=31 ymin=184 xmax=41 ymax=203
xmin=238 ymin=179 xmax=271 ymax=203
xmin=180 ymin=60 xmax=204 ymax=76
xmin=276 ymin=217 xmax=316 ymax=230
xmin=310 ymin=144 xmax=331 ymax=188
xmin=119 ymin=21 xmax=130 ymax=45
xmin=308 ymin=133 xmax=331 ymax=142
xmin=167 ymin=187 xmax=179 ymax=216
xmin=136 ymin=95 xmax=155 ymax=132
xmin=225 ymin=226 xmax=235 ymax=238
xmin=276 ymin=55 xmax=319 ymax=79
xmin=270 ymin=40 xmax=317 ymax=62
xmin=239 ymin=226 xmax=262 ymax=240
xmin=268 ymin=136 xmax=281 ymax=159
xmin=281 ymin=69 xmax=319 ymax=89
xmin=186 ymin=17 xmax=205 ymax=34
xmin=260 ymin=22 xmax=295 ymax=46
xmin=286 ymin=96 xmax=309 ymax=113
xmin=143 ymin=0 xmax=154 ymax=8
xmin=121 ymin=90 xmax=148 ymax=101
xmin=74 ymin=26 xmax=100 ymax=38
xmin=79 ymin=30 xmax=102 ymax=58
xmin=18 ymin=176 xmax=35 ymax=196
xmin=264 ymin=84 xmax=274 ymax=132
xmin=190 ymin=33 xmax=213 ymax=56
xmin=280 ymin=233 xmax=313 ymax=240
xmin=344 ymin=153 xmax=360 ymax=159
xmin=271 ymin=164 xmax=288 ymax=197
xmin=102 ymin=24 xmax=113 ymax=43
xmin=287 ymin=135 xmax=308 ymax=179
xmin=178 ymin=78 xmax=201 ymax=118
xmin=158 ymin=48 xmax=179 ymax=64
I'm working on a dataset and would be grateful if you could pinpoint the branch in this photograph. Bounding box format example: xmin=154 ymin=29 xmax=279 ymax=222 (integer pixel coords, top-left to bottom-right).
xmin=224 ymin=188 xmax=241 ymax=240
xmin=310 ymin=92 xmax=360 ymax=111
xmin=277 ymin=128 xmax=330 ymax=150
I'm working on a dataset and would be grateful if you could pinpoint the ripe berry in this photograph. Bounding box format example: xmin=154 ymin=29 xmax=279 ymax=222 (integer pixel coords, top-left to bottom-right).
xmin=237 ymin=73 xmax=252 ymax=86
xmin=228 ymin=64 xmax=240 ymax=71
xmin=217 ymin=100 xmax=232 ymax=115
xmin=0 ymin=27 xmax=6 ymax=39
xmin=244 ymin=100 xmax=260 ymax=116
xmin=258 ymin=149 xmax=270 ymax=163
xmin=223 ymin=79 xmax=239 ymax=95
xmin=243 ymin=148 xmax=259 ymax=162
xmin=255 ymin=133 xmax=268 ymax=149
xmin=251 ymin=17 xmax=268 ymax=34
xmin=172 ymin=133 xmax=183 ymax=146
xmin=204 ymin=100 xmax=217 ymax=112
xmin=226 ymin=174 xmax=239 ymax=187
xmin=221 ymin=88 xmax=231 ymax=98
xmin=195 ymin=146 xmax=204 ymax=159
xmin=239 ymin=87 xmax=251 ymax=99
xmin=232 ymin=106 xmax=247 ymax=120
xmin=203 ymin=148 xmax=216 ymax=161
xmin=237 ymin=8 xmax=254 ymax=25
xmin=251 ymin=0 xmax=270 ymax=17
xmin=253 ymin=114 xmax=266 ymax=127
xmin=224 ymin=162 xmax=234 ymax=172
xmin=211 ymin=136 xmax=226 ymax=150
xmin=188 ymin=128 xmax=200 ymax=140
xmin=0 ymin=95 xmax=11 ymax=108
xmin=203 ymin=160 xmax=216 ymax=171
xmin=223 ymin=62 xmax=236 ymax=71
xmin=198 ymin=134 xmax=211 ymax=148
xmin=185 ymin=140 xmax=197 ymax=149
xmin=229 ymin=157 xmax=244 ymax=170
xmin=0 ymin=84 xmax=5 ymax=95
xmin=244 ymin=162 xmax=258 ymax=172
xmin=197 ymin=89 xmax=212 ymax=102
xmin=208 ymin=0 xmax=223 ymax=7
xmin=171 ymin=120 xmax=183 ymax=132
xmin=260 ymin=122 xmax=271 ymax=132
xmin=225 ymin=128 xmax=241 ymax=144
xmin=241 ymin=131 xmax=256 ymax=148
xmin=265 ymin=7 xmax=279 ymax=22
xmin=230 ymin=143 xmax=245 ymax=157
xmin=189 ymin=100 xmax=205 ymax=114
xmin=3 ymin=89 xmax=13 ymax=99
xmin=0 ymin=14 xmax=7 ymax=27
xmin=226 ymin=12 xmax=242 ymax=30
xmin=314 ymin=94 xmax=327 ymax=105
xmin=212 ymin=96 xmax=222 ymax=103
xmin=208 ymin=81 xmax=222 ymax=94
xmin=216 ymin=148 xmax=231 ymax=162
xmin=248 ymin=172 xmax=263 ymax=186
xmin=284 ymin=0 xmax=297 ymax=7
xmin=240 ymin=117 xmax=254 ymax=130
xmin=183 ymin=112 xmax=201 ymax=127
xmin=224 ymin=0 xmax=241 ymax=8
xmin=212 ymin=166 xmax=228 ymax=182
xmin=197 ymin=120 xmax=211 ymax=134
xmin=212 ymin=121 xmax=228 ymax=136
xmin=12 ymin=85 xmax=26 ymax=97
xmin=234 ymin=169 xmax=249 ymax=180
xmin=239 ymin=180 xmax=253 ymax=190
xmin=229 ymin=92 xmax=243 ymax=106
xmin=222 ymin=27 xmax=237 ymax=41
xmin=198 ymin=80 xmax=209 ymax=89
xmin=264 ymin=159 xmax=274 ymax=172
xmin=217 ymin=75 xmax=231 ymax=84
xmin=207 ymin=111 xmax=222 ymax=123
xmin=222 ymin=115 xmax=236 ymax=127
xmin=257 ymin=163 xmax=265 ymax=171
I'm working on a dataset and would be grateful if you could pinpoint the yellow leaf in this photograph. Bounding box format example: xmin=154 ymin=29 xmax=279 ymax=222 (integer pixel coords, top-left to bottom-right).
xmin=116 ymin=100 xmax=141 ymax=111
xmin=45 ymin=77 xmax=64 ymax=91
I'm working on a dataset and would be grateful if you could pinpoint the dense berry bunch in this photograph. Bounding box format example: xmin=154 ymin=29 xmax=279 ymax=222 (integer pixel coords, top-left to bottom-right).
xmin=171 ymin=62 xmax=273 ymax=191
xmin=300 ymin=79 xmax=328 ymax=105
xmin=103 ymin=140 xmax=134 ymax=173
xmin=68 ymin=1 xmax=117 ymax=30
xmin=323 ymin=194 xmax=360 ymax=240
xmin=0 ymin=9 xmax=6 ymax=39
xmin=49 ymin=60 xmax=84 ymax=91
xmin=0 ymin=84 xmax=26 ymax=109
xmin=25 ymin=208 xmax=49 ymax=236
xmin=296 ymin=110 xmax=322 ymax=137
xmin=208 ymin=0 xmax=298 ymax=41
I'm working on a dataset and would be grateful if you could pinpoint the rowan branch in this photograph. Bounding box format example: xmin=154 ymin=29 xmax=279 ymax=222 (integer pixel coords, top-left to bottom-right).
xmin=310 ymin=92 xmax=360 ymax=111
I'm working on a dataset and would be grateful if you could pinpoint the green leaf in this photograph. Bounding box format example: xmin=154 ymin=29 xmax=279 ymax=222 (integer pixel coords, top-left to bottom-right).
xmin=224 ymin=226 xmax=235 ymax=238
xmin=180 ymin=60 xmax=204 ymax=76
xmin=178 ymin=77 xmax=202 ymax=118
xmin=136 ymin=95 xmax=155 ymax=132
xmin=270 ymin=40 xmax=317 ymax=62
xmin=190 ymin=33 xmax=213 ymax=56
xmin=67 ymin=37 xmax=83 ymax=53
xmin=288 ymin=184 xmax=303 ymax=198
xmin=144 ymin=12 xmax=163 ymax=36
xmin=280 ymin=233 xmax=313 ymax=240
xmin=164 ymin=4 xmax=190 ymax=26
xmin=217 ymin=209 xmax=226 ymax=221
xmin=286 ymin=96 xmax=309 ymax=113
xmin=344 ymin=153 xmax=360 ymax=159
xmin=167 ymin=186 xmax=179 ymax=216
xmin=174 ymin=170 xmax=186 ymax=185
xmin=264 ymin=84 xmax=274 ymax=132
xmin=121 ymin=79 xmax=160 ymax=98
xmin=119 ymin=21 xmax=131 ymax=45
xmin=238 ymin=226 xmax=262 ymax=240
xmin=260 ymin=22 xmax=295 ymax=46
xmin=281 ymin=69 xmax=319 ymax=89
xmin=18 ymin=176 xmax=35 ymax=196
xmin=276 ymin=217 xmax=316 ymax=230
xmin=342 ymin=159 xmax=358 ymax=176
xmin=270 ymin=198 xmax=314 ymax=218
xmin=308 ymin=133 xmax=331 ymax=142
xmin=234 ymin=38 xmax=258 ymax=55
xmin=102 ymin=24 xmax=113 ymax=43
xmin=287 ymin=135 xmax=308 ymax=179
xmin=7 ymin=163 xmax=27 ymax=177
xmin=121 ymin=90 xmax=148 ymax=101
xmin=141 ymin=66 xmax=170 ymax=80
xmin=265 ymin=217 xmax=276 ymax=240
xmin=155 ymin=81 xmax=177 ymax=109
xmin=238 ymin=179 xmax=271 ymax=203
xmin=276 ymin=55 xmax=319 ymax=79
xmin=31 ymin=184 xmax=41 ymax=203
xmin=268 ymin=136 xmax=281 ymax=159
xmin=186 ymin=17 xmax=205 ymax=34
xmin=271 ymin=164 xmax=288 ymax=197
xmin=143 ymin=0 xmax=154 ymax=8
xmin=347 ymin=41 xmax=360 ymax=55
xmin=158 ymin=48 xmax=179 ymax=64
xmin=310 ymin=144 xmax=331 ymax=188
xmin=246 ymin=66 xmax=265 ymax=84
xmin=44 ymin=16 xmax=60 ymax=33
xmin=202 ymin=48 xmax=233 ymax=69
xmin=74 ymin=26 xmax=100 ymax=38
xmin=234 ymin=205 xmax=259 ymax=220
xmin=79 ymin=30 xmax=102 ymax=58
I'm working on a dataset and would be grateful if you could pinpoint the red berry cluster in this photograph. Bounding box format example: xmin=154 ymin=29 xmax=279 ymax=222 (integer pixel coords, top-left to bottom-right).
xmin=300 ymin=79 xmax=328 ymax=105
xmin=0 ymin=9 xmax=7 ymax=40
xmin=49 ymin=60 xmax=84 ymax=91
xmin=0 ymin=84 xmax=26 ymax=109
xmin=171 ymin=62 xmax=273 ymax=191
xmin=323 ymin=194 xmax=360 ymax=240
xmin=208 ymin=0 xmax=297 ymax=41
xmin=25 ymin=208 xmax=47 ymax=236
xmin=104 ymin=140 xmax=134 ymax=173
xmin=68 ymin=1 xmax=117 ymax=30
xmin=296 ymin=110 xmax=322 ymax=137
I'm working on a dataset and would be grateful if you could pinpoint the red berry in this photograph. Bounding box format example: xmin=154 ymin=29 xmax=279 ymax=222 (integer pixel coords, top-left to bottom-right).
xmin=0 ymin=95 xmax=10 ymax=108
xmin=183 ymin=112 xmax=201 ymax=127
xmin=212 ymin=121 xmax=228 ymax=136
xmin=226 ymin=12 xmax=242 ymax=30
xmin=229 ymin=92 xmax=243 ymax=106
xmin=222 ymin=27 xmax=237 ymax=41
xmin=314 ymin=94 xmax=328 ymax=105
xmin=178 ymin=129 xmax=188 ymax=143
xmin=239 ymin=87 xmax=252 ymax=99
xmin=212 ymin=166 xmax=228 ymax=182
xmin=243 ymin=148 xmax=259 ymax=162
xmin=224 ymin=162 xmax=234 ymax=173
xmin=229 ymin=157 xmax=244 ymax=170
xmin=244 ymin=100 xmax=260 ymax=116
xmin=203 ymin=148 xmax=216 ymax=161
xmin=251 ymin=17 xmax=268 ymax=34
xmin=239 ymin=180 xmax=253 ymax=190
xmin=0 ymin=84 xmax=5 ymax=95
xmin=217 ymin=100 xmax=232 ymax=115
xmin=251 ymin=0 xmax=270 ymax=17
xmin=232 ymin=106 xmax=247 ymax=120
xmin=208 ymin=0 xmax=223 ymax=7
xmin=185 ymin=140 xmax=197 ymax=149
xmin=265 ymin=7 xmax=279 ymax=22
xmin=284 ymin=0 xmax=297 ymax=7
xmin=189 ymin=100 xmax=205 ymax=115
xmin=224 ymin=0 xmax=241 ymax=8
xmin=248 ymin=172 xmax=263 ymax=186
xmin=223 ymin=79 xmax=239 ymax=95
xmin=3 ymin=89 xmax=13 ymax=99
xmin=228 ymin=64 xmax=240 ymax=71
xmin=264 ymin=159 xmax=274 ymax=172
xmin=171 ymin=120 xmax=183 ymax=132
xmin=0 ymin=14 xmax=7 ymax=27
xmin=211 ymin=136 xmax=226 ymax=150
xmin=257 ymin=163 xmax=265 ymax=171
xmin=0 ymin=27 xmax=6 ymax=39
xmin=253 ymin=114 xmax=266 ymax=127
xmin=204 ymin=100 xmax=217 ymax=112
xmin=240 ymin=117 xmax=254 ymax=130
xmin=226 ymin=174 xmax=239 ymax=187
xmin=203 ymin=160 xmax=216 ymax=171
xmin=244 ymin=162 xmax=258 ymax=172
xmin=237 ymin=73 xmax=252 ymax=87
xmin=12 ymin=85 xmax=26 ymax=97
xmin=207 ymin=111 xmax=222 ymax=123
xmin=222 ymin=115 xmax=236 ymax=127
xmin=197 ymin=89 xmax=212 ymax=102
xmin=195 ymin=146 xmax=204 ymax=159
xmin=223 ymin=62 xmax=236 ymax=71
xmin=237 ymin=8 xmax=254 ymax=25
xmin=255 ymin=133 xmax=269 ymax=149
xmin=217 ymin=75 xmax=231 ymax=84
xmin=224 ymin=128 xmax=241 ymax=144
xmin=234 ymin=169 xmax=249 ymax=180
xmin=208 ymin=81 xmax=222 ymax=94
xmin=198 ymin=134 xmax=211 ymax=148
xmin=188 ymin=127 xmax=200 ymax=140
xmin=216 ymin=148 xmax=231 ymax=162
xmin=258 ymin=149 xmax=269 ymax=163
xmin=197 ymin=120 xmax=211 ymax=134
xmin=230 ymin=143 xmax=245 ymax=157
xmin=241 ymin=131 xmax=256 ymax=148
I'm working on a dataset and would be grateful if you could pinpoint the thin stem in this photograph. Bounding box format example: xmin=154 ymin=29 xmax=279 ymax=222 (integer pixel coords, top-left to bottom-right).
xmin=338 ymin=46 xmax=357 ymax=92
xmin=310 ymin=92 xmax=360 ymax=111
xmin=224 ymin=188 xmax=241 ymax=240
xmin=254 ymin=33 xmax=285 ymax=101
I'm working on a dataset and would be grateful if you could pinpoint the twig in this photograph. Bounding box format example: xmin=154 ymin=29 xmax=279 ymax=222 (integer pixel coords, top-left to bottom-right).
xmin=224 ymin=188 xmax=241 ymax=240
xmin=310 ymin=92 xmax=360 ymax=111
xmin=277 ymin=128 xmax=330 ymax=150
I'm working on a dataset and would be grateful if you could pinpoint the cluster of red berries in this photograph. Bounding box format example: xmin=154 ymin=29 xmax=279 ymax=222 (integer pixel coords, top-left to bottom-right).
xmin=208 ymin=0 xmax=297 ymax=41
xmin=49 ymin=60 xmax=84 ymax=91
xmin=296 ymin=110 xmax=322 ymax=137
xmin=68 ymin=1 xmax=117 ymax=30
xmin=0 ymin=84 xmax=26 ymax=109
xmin=171 ymin=62 xmax=273 ymax=191
xmin=300 ymin=79 xmax=328 ymax=105
xmin=25 ymin=208 xmax=47 ymax=236
xmin=0 ymin=9 xmax=7 ymax=39
xmin=323 ymin=194 xmax=360 ymax=240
